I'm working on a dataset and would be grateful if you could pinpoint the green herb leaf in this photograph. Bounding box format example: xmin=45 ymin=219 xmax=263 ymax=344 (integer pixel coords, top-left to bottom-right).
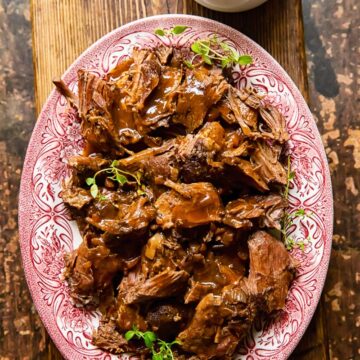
xmin=285 ymin=237 xmax=295 ymax=250
xmin=86 ymin=177 xmax=94 ymax=186
xmin=219 ymin=42 xmax=231 ymax=51
xmin=190 ymin=37 xmax=252 ymax=69
xmin=202 ymin=54 xmax=212 ymax=65
xmin=288 ymin=171 xmax=295 ymax=180
xmin=99 ymin=195 xmax=107 ymax=201
xmin=86 ymin=160 xmax=145 ymax=196
xmin=116 ymin=173 xmax=128 ymax=185
xmin=237 ymin=55 xmax=253 ymax=66
xmin=144 ymin=337 xmax=153 ymax=348
xmin=191 ymin=41 xmax=202 ymax=54
xmin=125 ymin=325 xmax=178 ymax=360
xmin=202 ymin=40 xmax=211 ymax=49
xmin=183 ymin=60 xmax=194 ymax=69
xmin=152 ymin=354 xmax=163 ymax=360
xmin=90 ymin=184 xmax=98 ymax=198
xmin=155 ymin=28 xmax=166 ymax=36
xmin=171 ymin=25 xmax=188 ymax=35
xmin=143 ymin=331 xmax=157 ymax=348
xmin=283 ymin=156 xmax=294 ymax=200
xmin=221 ymin=57 xmax=231 ymax=68
xmin=294 ymin=208 xmax=306 ymax=217
xmin=124 ymin=330 xmax=135 ymax=341
xmin=282 ymin=156 xmax=312 ymax=252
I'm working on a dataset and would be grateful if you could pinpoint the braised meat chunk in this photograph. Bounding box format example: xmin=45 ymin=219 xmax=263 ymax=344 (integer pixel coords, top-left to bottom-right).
xmin=250 ymin=140 xmax=287 ymax=185
xmin=77 ymin=70 xmax=119 ymax=153
xmin=116 ymin=48 xmax=161 ymax=112
xmin=138 ymin=64 xmax=182 ymax=132
xmin=155 ymin=181 xmax=223 ymax=228
xmin=92 ymin=320 xmax=141 ymax=355
xmin=123 ymin=269 xmax=190 ymax=304
xmin=63 ymin=235 xmax=131 ymax=305
xmin=227 ymin=87 xmax=259 ymax=135
xmin=178 ymin=122 xmax=225 ymax=183
xmin=58 ymin=43 xmax=296 ymax=360
xmin=179 ymin=280 xmax=255 ymax=359
xmin=173 ymin=66 xmax=228 ymax=132
xmin=62 ymin=175 xmax=93 ymax=209
xmin=259 ymin=106 xmax=289 ymax=143
xmin=86 ymin=195 xmax=156 ymax=239
xmin=223 ymin=193 xmax=287 ymax=230
xmin=68 ymin=155 xmax=109 ymax=172
xmin=178 ymin=293 xmax=226 ymax=357
xmin=146 ymin=302 xmax=191 ymax=340
xmin=247 ymin=231 xmax=297 ymax=312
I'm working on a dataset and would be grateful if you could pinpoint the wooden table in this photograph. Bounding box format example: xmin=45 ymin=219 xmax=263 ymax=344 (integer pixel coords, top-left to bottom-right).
xmin=28 ymin=0 xmax=324 ymax=358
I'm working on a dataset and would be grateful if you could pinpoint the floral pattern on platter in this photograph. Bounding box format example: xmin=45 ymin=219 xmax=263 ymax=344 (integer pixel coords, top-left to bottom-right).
xmin=19 ymin=15 xmax=333 ymax=360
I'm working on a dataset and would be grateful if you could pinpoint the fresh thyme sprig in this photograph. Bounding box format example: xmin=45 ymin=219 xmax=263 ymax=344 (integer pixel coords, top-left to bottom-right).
xmin=85 ymin=160 xmax=142 ymax=199
xmin=153 ymin=339 xmax=181 ymax=360
xmin=284 ymin=155 xmax=295 ymax=200
xmin=282 ymin=156 xmax=311 ymax=251
xmin=185 ymin=35 xmax=253 ymax=69
xmin=282 ymin=211 xmax=310 ymax=251
xmin=154 ymin=26 xmax=253 ymax=70
xmin=154 ymin=25 xmax=188 ymax=37
xmin=125 ymin=326 xmax=180 ymax=360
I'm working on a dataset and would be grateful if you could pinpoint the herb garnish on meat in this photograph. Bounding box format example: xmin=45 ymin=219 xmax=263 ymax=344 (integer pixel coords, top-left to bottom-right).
xmin=125 ymin=325 xmax=180 ymax=360
xmin=188 ymin=36 xmax=253 ymax=68
xmin=155 ymin=25 xmax=188 ymax=37
xmin=281 ymin=156 xmax=311 ymax=250
xmin=85 ymin=160 xmax=143 ymax=198
xmin=154 ymin=26 xmax=253 ymax=69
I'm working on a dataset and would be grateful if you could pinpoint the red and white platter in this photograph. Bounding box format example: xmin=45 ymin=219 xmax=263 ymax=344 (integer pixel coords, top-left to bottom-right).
xmin=19 ymin=15 xmax=333 ymax=360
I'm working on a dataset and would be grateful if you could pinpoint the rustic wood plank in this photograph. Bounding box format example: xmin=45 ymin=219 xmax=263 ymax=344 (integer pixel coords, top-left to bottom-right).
xmin=302 ymin=0 xmax=360 ymax=359
xmin=0 ymin=1 xmax=50 ymax=359
xmin=0 ymin=139 xmax=49 ymax=360
xmin=30 ymin=0 xmax=326 ymax=359
xmin=31 ymin=0 xmax=309 ymax=112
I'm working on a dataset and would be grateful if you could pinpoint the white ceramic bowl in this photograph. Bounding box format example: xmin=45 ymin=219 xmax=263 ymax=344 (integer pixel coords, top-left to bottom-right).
xmin=194 ymin=0 xmax=268 ymax=12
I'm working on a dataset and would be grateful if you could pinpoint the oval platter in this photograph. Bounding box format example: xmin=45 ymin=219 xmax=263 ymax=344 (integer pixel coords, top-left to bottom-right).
xmin=19 ymin=14 xmax=333 ymax=360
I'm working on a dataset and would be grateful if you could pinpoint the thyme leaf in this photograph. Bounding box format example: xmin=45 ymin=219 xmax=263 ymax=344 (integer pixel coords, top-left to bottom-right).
xmin=188 ymin=36 xmax=253 ymax=69
xmin=282 ymin=156 xmax=312 ymax=251
xmin=125 ymin=326 xmax=180 ymax=360
xmin=154 ymin=25 xmax=188 ymax=37
xmin=172 ymin=25 xmax=188 ymax=35
xmin=85 ymin=161 xmax=143 ymax=199
xmin=89 ymin=184 xmax=98 ymax=198
xmin=154 ymin=28 xmax=166 ymax=36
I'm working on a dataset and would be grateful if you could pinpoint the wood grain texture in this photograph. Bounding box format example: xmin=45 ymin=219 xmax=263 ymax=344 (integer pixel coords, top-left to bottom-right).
xmin=303 ymin=0 xmax=360 ymax=359
xmin=29 ymin=1 xmax=324 ymax=359
xmin=0 ymin=1 xmax=48 ymax=359
xmin=31 ymin=0 xmax=309 ymax=112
